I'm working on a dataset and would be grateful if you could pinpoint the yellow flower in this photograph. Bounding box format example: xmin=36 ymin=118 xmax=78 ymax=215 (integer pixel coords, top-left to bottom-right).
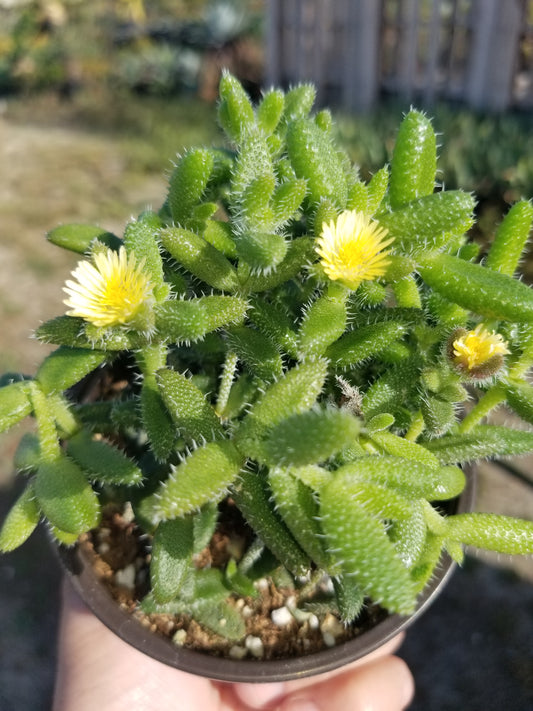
xmin=451 ymin=325 xmax=509 ymax=377
xmin=316 ymin=210 xmax=394 ymax=291
xmin=63 ymin=247 xmax=153 ymax=328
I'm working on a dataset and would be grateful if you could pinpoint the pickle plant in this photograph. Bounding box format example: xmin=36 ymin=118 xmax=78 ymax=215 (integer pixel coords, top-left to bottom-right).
xmin=1 ymin=73 xmax=533 ymax=642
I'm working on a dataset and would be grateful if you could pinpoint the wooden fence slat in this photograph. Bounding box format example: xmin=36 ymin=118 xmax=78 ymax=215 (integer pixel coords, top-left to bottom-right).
xmin=465 ymin=0 xmax=523 ymax=110
xmin=265 ymin=0 xmax=532 ymax=113
xmin=342 ymin=0 xmax=382 ymax=111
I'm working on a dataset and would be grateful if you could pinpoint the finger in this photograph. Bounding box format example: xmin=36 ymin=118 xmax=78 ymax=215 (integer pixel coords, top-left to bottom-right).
xmin=233 ymin=633 xmax=406 ymax=709
xmin=277 ymin=656 xmax=414 ymax=711
xmin=54 ymin=579 xmax=222 ymax=711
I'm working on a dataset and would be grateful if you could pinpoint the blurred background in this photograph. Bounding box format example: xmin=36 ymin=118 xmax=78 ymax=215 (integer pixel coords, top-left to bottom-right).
xmin=0 ymin=1 xmax=532 ymax=709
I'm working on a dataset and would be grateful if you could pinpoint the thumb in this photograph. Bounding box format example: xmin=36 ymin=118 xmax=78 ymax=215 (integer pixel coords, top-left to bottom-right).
xmin=276 ymin=656 xmax=414 ymax=711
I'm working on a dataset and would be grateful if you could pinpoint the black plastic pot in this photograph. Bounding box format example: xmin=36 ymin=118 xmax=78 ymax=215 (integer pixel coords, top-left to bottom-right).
xmin=56 ymin=469 xmax=476 ymax=683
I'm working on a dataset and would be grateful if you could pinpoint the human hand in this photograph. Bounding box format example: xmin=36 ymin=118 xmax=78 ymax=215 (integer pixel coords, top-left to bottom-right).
xmin=53 ymin=580 xmax=414 ymax=711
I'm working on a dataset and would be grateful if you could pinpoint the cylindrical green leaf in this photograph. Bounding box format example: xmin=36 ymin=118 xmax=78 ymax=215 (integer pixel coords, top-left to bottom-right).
xmin=389 ymin=109 xmax=436 ymax=209
xmin=203 ymin=220 xmax=237 ymax=258
xmin=143 ymin=440 xmax=244 ymax=521
xmin=320 ymin=476 xmax=417 ymax=614
xmin=485 ymin=200 xmax=533 ymax=276
xmin=336 ymin=457 xmax=466 ymax=501
xmin=235 ymin=231 xmax=288 ymax=272
xmin=0 ymin=483 xmax=40 ymax=552
xmin=417 ymin=251 xmax=533 ymax=322
xmin=160 ymin=227 xmax=239 ymax=292
xmin=232 ymin=468 xmax=310 ymax=576
xmin=271 ymin=179 xmax=307 ymax=224
xmin=256 ymin=89 xmax=285 ymax=135
xmin=154 ymin=300 xmax=208 ymax=343
xmin=264 ymin=409 xmax=360 ymax=467
xmin=0 ymin=381 xmax=32 ymax=433
xmin=156 ymin=368 xmax=223 ymax=444
xmin=424 ymin=425 xmax=533 ymax=464
xmin=46 ymin=223 xmax=121 ymax=254
xmin=140 ymin=381 xmax=177 ymax=461
xmin=34 ymin=455 xmax=100 ymax=535
xmin=286 ymin=118 xmax=348 ymax=209
xmin=168 ymin=148 xmax=214 ymax=229
xmin=151 ymin=517 xmax=195 ymax=603
xmin=36 ymin=347 xmax=107 ymax=395
xmin=446 ymin=513 xmax=533 ymax=555
xmin=241 ymin=236 xmax=314 ymax=293
xmin=123 ymin=214 xmax=168 ymax=302
xmin=282 ymin=83 xmax=316 ymax=122
xmin=67 ymin=431 xmax=143 ymax=486
xmin=366 ymin=166 xmax=389 ymax=214
xmin=218 ymin=71 xmax=255 ymax=142
xmin=268 ymin=468 xmax=330 ymax=569
xmin=504 ymin=379 xmax=533 ymax=425
xmin=326 ymin=322 xmax=407 ymax=368
xmin=226 ymin=325 xmax=283 ymax=380
xmin=298 ymin=293 xmax=347 ymax=357
xmin=379 ymin=191 xmax=475 ymax=253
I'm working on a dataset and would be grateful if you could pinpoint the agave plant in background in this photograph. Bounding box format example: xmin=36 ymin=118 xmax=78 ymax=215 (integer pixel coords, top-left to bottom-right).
xmin=1 ymin=72 xmax=533 ymax=672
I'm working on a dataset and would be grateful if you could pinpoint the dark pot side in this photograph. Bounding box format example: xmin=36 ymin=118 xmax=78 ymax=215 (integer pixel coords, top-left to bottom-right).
xmin=56 ymin=469 xmax=476 ymax=683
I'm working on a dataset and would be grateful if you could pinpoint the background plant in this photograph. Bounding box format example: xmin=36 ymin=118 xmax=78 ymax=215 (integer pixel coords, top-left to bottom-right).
xmin=1 ymin=73 xmax=533 ymax=640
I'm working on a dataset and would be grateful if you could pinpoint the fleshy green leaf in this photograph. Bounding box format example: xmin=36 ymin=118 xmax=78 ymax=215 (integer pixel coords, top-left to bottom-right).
xmin=298 ymin=293 xmax=347 ymax=357
xmin=446 ymin=513 xmax=533 ymax=555
xmin=156 ymin=368 xmax=223 ymax=444
xmin=485 ymin=200 xmax=533 ymax=276
xmin=232 ymin=468 xmax=310 ymax=576
xmin=0 ymin=381 xmax=32 ymax=433
xmin=67 ymin=431 xmax=143 ymax=486
xmin=326 ymin=322 xmax=407 ymax=369
xmin=287 ymin=117 xmax=348 ymax=209
xmin=423 ymin=425 xmax=533 ymax=464
xmin=34 ymin=455 xmax=100 ymax=535
xmin=36 ymin=347 xmax=107 ymax=395
xmin=218 ymin=71 xmax=255 ymax=142
xmin=151 ymin=516 xmax=195 ymax=603
xmin=320 ymin=475 xmax=417 ymax=614
xmin=379 ymin=191 xmax=475 ymax=253
xmin=167 ymin=148 xmax=214 ymax=229
xmin=335 ymin=456 xmax=466 ymax=501
xmin=160 ymin=227 xmax=239 ymax=292
xmin=141 ymin=441 xmax=244 ymax=521
xmin=264 ymin=409 xmax=360 ymax=467
xmin=389 ymin=109 xmax=436 ymax=208
xmin=46 ymin=223 xmax=121 ymax=254
xmin=0 ymin=483 xmax=40 ymax=552
xmin=268 ymin=468 xmax=331 ymax=569
xmin=123 ymin=214 xmax=168 ymax=302
xmin=417 ymin=252 xmax=533 ymax=322
xmin=226 ymin=325 xmax=283 ymax=380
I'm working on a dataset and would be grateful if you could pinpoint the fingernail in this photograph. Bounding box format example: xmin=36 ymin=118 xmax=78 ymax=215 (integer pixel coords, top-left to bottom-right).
xmin=234 ymin=681 xmax=286 ymax=708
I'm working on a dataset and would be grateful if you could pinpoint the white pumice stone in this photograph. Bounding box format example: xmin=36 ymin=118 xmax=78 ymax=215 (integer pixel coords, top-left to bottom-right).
xmin=242 ymin=604 xmax=254 ymax=618
xmin=229 ymin=645 xmax=247 ymax=660
xmin=308 ymin=613 xmax=320 ymax=630
xmin=245 ymin=635 xmax=264 ymax=658
xmin=172 ymin=629 xmax=187 ymax=646
xmin=271 ymin=606 xmax=293 ymax=626
xmin=115 ymin=564 xmax=136 ymax=590
xmin=322 ymin=631 xmax=336 ymax=648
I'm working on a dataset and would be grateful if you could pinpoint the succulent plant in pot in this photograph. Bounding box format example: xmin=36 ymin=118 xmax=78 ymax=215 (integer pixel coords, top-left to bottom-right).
xmin=1 ymin=72 xmax=533 ymax=682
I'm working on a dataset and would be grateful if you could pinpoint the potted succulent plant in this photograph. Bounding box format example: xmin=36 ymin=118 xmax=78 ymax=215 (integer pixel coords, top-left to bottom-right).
xmin=1 ymin=73 xmax=533 ymax=683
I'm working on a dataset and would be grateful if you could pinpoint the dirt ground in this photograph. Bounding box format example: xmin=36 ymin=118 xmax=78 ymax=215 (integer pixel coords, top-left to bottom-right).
xmin=0 ymin=106 xmax=532 ymax=710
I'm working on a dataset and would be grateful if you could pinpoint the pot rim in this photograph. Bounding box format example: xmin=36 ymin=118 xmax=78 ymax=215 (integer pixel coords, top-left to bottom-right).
xmin=56 ymin=468 xmax=476 ymax=683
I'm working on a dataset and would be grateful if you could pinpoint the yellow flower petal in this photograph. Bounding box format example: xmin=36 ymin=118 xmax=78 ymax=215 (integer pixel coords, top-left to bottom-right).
xmin=63 ymin=247 xmax=153 ymax=328
xmin=316 ymin=210 xmax=393 ymax=290
xmin=452 ymin=325 xmax=510 ymax=372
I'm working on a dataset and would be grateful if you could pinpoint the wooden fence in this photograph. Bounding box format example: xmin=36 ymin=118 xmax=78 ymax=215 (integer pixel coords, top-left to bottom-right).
xmin=265 ymin=0 xmax=533 ymax=112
